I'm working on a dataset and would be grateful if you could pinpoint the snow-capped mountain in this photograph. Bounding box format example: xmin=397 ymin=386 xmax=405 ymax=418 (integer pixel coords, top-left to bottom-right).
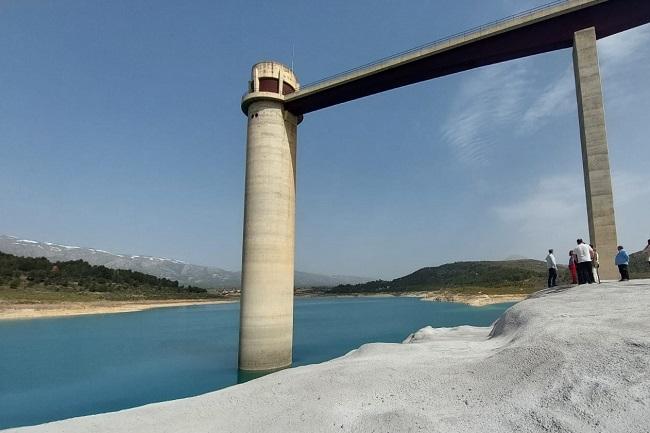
xmin=0 ymin=235 xmax=370 ymax=289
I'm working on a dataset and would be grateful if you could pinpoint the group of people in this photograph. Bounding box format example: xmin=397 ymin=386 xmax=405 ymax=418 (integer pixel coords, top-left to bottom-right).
xmin=545 ymin=238 xmax=650 ymax=288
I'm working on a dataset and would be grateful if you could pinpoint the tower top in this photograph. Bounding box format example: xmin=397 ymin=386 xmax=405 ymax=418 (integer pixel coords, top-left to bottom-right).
xmin=241 ymin=61 xmax=299 ymax=114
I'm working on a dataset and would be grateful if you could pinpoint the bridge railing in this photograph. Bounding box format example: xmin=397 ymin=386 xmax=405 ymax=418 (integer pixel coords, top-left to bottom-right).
xmin=300 ymin=0 xmax=571 ymax=89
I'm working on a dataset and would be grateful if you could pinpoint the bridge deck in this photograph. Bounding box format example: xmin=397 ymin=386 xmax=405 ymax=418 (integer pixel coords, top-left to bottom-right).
xmin=284 ymin=0 xmax=650 ymax=115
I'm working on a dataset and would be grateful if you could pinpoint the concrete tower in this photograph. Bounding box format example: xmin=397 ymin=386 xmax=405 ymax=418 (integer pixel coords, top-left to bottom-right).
xmin=573 ymin=28 xmax=618 ymax=281
xmin=239 ymin=62 xmax=301 ymax=372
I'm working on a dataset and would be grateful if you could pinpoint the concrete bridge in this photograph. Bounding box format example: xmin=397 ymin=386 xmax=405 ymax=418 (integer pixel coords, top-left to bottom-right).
xmin=238 ymin=0 xmax=650 ymax=372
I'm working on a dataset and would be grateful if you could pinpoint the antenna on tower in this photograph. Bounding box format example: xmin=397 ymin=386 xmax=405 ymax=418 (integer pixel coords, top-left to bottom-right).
xmin=291 ymin=43 xmax=295 ymax=72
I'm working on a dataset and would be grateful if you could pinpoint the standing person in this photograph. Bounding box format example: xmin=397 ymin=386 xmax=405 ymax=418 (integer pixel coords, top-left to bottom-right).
xmin=546 ymin=249 xmax=558 ymax=288
xmin=590 ymin=244 xmax=600 ymax=283
xmin=615 ymin=246 xmax=630 ymax=281
xmin=574 ymin=239 xmax=594 ymax=285
xmin=569 ymin=251 xmax=578 ymax=284
xmin=644 ymin=239 xmax=650 ymax=269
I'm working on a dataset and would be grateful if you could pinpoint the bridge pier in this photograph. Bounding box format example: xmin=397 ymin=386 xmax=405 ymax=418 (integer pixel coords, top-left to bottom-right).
xmin=238 ymin=62 xmax=300 ymax=372
xmin=573 ymin=27 xmax=618 ymax=281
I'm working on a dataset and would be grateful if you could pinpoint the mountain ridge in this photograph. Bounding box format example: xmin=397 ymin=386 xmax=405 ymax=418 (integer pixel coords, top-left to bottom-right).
xmin=0 ymin=235 xmax=370 ymax=289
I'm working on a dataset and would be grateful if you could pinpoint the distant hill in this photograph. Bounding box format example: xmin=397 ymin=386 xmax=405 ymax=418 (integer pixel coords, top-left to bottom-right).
xmin=0 ymin=235 xmax=371 ymax=289
xmin=330 ymin=251 xmax=650 ymax=295
xmin=328 ymin=259 xmax=563 ymax=294
xmin=0 ymin=251 xmax=211 ymax=299
xmin=630 ymin=250 xmax=650 ymax=278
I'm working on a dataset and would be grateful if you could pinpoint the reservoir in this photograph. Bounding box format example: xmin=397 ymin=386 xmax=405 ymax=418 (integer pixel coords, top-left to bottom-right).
xmin=0 ymin=297 xmax=514 ymax=429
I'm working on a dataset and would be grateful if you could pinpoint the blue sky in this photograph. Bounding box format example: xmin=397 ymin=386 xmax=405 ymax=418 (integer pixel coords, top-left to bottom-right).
xmin=1 ymin=0 xmax=649 ymax=279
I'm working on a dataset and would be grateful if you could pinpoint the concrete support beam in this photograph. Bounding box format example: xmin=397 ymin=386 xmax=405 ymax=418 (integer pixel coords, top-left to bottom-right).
xmin=286 ymin=0 xmax=650 ymax=115
xmin=573 ymin=27 xmax=618 ymax=280
xmin=239 ymin=62 xmax=299 ymax=372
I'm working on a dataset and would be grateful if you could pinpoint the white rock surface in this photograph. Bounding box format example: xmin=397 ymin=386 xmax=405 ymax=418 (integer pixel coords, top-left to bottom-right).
xmin=9 ymin=281 xmax=650 ymax=433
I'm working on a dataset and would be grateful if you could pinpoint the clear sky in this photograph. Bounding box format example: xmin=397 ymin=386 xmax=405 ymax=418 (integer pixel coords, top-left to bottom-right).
xmin=1 ymin=0 xmax=649 ymax=279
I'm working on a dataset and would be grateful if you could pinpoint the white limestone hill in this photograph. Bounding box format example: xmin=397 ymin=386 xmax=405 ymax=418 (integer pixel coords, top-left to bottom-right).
xmin=10 ymin=280 xmax=650 ymax=433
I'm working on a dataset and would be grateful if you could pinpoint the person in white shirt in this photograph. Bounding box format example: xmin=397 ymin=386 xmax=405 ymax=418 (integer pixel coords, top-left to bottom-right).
xmin=574 ymin=239 xmax=594 ymax=285
xmin=545 ymin=249 xmax=558 ymax=288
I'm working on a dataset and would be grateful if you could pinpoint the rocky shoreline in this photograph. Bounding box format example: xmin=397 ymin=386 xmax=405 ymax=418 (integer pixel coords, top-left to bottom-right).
xmin=0 ymin=290 xmax=527 ymax=320
xmin=419 ymin=291 xmax=529 ymax=306
xmin=0 ymin=299 xmax=234 ymax=320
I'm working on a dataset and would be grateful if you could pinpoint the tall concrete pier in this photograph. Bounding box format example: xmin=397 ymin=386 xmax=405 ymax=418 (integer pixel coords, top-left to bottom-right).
xmin=238 ymin=1 xmax=650 ymax=369
xmin=239 ymin=62 xmax=300 ymax=371
xmin=573 ymin=27 xmax=618 ymax=281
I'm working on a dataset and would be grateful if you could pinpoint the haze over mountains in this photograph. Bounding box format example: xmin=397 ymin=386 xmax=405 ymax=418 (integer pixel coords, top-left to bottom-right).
xmin=0 ymin=235 xmax=370 ymax=289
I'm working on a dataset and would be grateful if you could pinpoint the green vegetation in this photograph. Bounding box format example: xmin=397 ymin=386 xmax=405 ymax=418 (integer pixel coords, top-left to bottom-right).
xmin=327 ymin=259 xmax=569 ymax=295
xmin=3 ymin=249 xmax=647 ymax=302
xmin=329 ymin=251 xmax=650 ymax=296
xmin=0 ymin=252 xmax=222 ymax=301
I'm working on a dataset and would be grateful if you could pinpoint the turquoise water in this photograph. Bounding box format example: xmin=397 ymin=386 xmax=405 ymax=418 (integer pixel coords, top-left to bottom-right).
xmin=0 ymin=297 xmax=514 ymax=429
